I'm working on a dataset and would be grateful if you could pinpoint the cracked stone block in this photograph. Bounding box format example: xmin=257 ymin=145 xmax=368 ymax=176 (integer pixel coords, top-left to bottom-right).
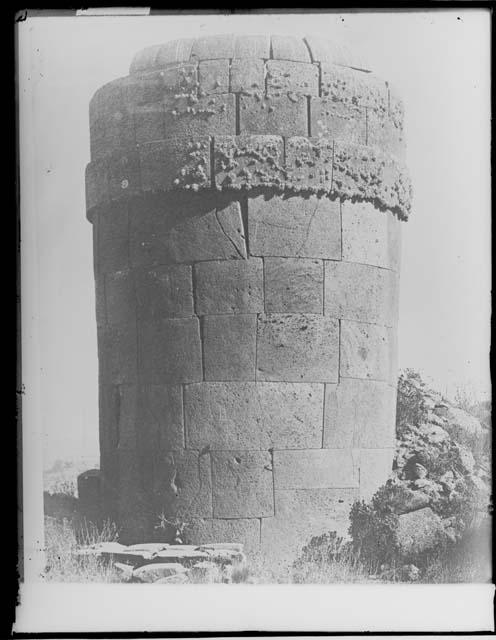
xmin=129 ymin=196 xmax=246 ymax=267
xmin=239 ymin=93 xmax=307 ymax=137
xmin=324 ymin=261 xmax=399 ymax=326
xmin=271 ymin=35 xmax=311 ymax=62
xmin=230 ymin=58 xmax=265 ymax=92
xmin=191 ymin=34 xmax=235 ymax=60
xmin=187 ymin=518 xmax=260 ymax=557
xmin=341 ymin=201 xmax=402 ymax=271
xmin=234 ymin=34 xmax=271 ymax=59
xmin=310 ymin=96 xmax=366 ymax=144
xmin=248 ymin=195 xmax=341 ymax=259
xmin=139 ymin=137 xmax=210 ymax=192
xmin=353 ymin=448 xmax=394 ymax=501
xmin=264 ymin=258 xmax=323 ymax=313
xmin=97 ymin=202 xmax=130 ymax=274
xmin=323 ymin=379 xmax=396 ymax=448
xmin=285 ymin=137 xmax=334 ymax=193
xmin=203 ymin=314 xmax=257 ymax=381
xmin=185 ymin=382 xmax=324 ymax=450
xmin=340 ymin=320 xmax=395 ymax=382
xmin=213 ymin=135 xmax=285 ymax=190
xmin=105 ymin=269 xmax=136 ymax=326
xmin=261 ymin=488 xmax=358 ymax=564
xmin=257 ymin=314 xmax=339 ymax=382
xmin=199 ymin=59 xmax=230 ymax=94
xmin=273 ymin=449 xmax=358 ymax=489
xmin=266 ymin=60 xmax=319 ymax=96
xmin=139 ymin=317 xmax=202 ymax=383
xmin=152 ymin=450 xmax=213 ymax=520
xmin=194 ymin=259 xmax=263 ymax=315
xmin=211 ymin=450 xmax=274 ymax=518
xmin=98 ymin=322 xmax=137 ymax=384
xmin=136 ymin=264 xmax=193 ymax=321
xmin=163 ymin=93 xmax=235 ymax=138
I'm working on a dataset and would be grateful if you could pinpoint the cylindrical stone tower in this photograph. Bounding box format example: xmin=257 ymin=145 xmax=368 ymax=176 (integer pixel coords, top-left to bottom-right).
xmin=86 ymin=34 xmax=411 ymax=564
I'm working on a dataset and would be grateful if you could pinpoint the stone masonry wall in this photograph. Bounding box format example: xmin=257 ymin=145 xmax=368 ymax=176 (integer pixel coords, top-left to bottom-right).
xmin=86 ymin=34 xmax=410 ymax=566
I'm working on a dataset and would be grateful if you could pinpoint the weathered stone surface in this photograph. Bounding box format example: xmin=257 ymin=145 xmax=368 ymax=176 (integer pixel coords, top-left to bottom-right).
xmin=266 ymin=60 xmax=319 ymax=96
xmin=256 ymin=314 xmax=339 ymax=382
xmin=163 ymin=93 xmax=236 ymax=138
xmin=105 ymin=269 xmax=136 ymax=326
xmin=324 ymin=261 xmax=399 ymax=326
xmin=126 ymin=65 xmax=198 ymax=101
xmin=130 ymin=39 xmax=194 ymax=73
xmin=213 ymin=135 xmax=285 ymax=190
xmin=234 ymin=34 xmax=271 ymax=59
xmin=203 ymin=314 xmax=257 ymax=381
xmin=156 ymin=573 xmax=188 ymax=584
xmin=239 ymin=93 xmax=307 ymax=137
xmin=97 ymin=202 xmax=130 ymax=274
xmin=340 ymin=320 xmax=395 ymax=382
xmin=353 ymin=448 xmax=394 ymax=501
xmin=134 ymin=104 xmax=165 ymax=145
xmin=129 ymin=196 xmax=247 ymax=267
xmin=94 ymin=275 xmax=106 ymax=327
xmin=199 ymin=59 xmax=230 ymax=94
xmin=303 ymin=35 xmax=370 ymax=70
xmin=367 ymin=108 xmax=405 ymax=160
xmin=152 ymin=449 xmax=213 ymax=520
xmin=194 ymin=259 xmax=263 ymax=315
xmin=264 ymin=258 xmax=323 ymax=313
xmin=230 ymin=59 xmax=265 ymax=93
xmin=211 ymin=450 xmax=274 ymax=518
xmin=186 ymin=517 xmax=260 ymax=557
xmin=139 ymin=137 xmax=210 ymax=193
xmin=248 ymin=195 xmax=341 ymax=259
xmin=98 ymin=323 xmax=137 ymax=384
xmin=324 ymin=379 xmax=396 ymax=449
xmin=284 ymin=137 xmax=334 ymax=192
xmin=261 ymin=488 xmax=358 ymax=564
xmin=139 ymin=317 xmax=202 ymax=383
xmin=86 ymin=161 xmax=109 ymax=211
xmin=310 ymin=96 xmax=366 ymax=144
xmin=107 ymin=150 xmax=142 ymax=202
xmin=191 ymin=34 xmax=235 ymax=60
xmin=271 ymin=35 xmax=310 ymax=62
xmin=321 ymin=64 xmax=388 ymax=109
xmin=273 ymin=449 xmax=358 ymax=489
xmin=341 ymin=201 xmax=402 ymax=271
xmin=133 ymin=563 xmax=187 ymax=583
xmin=136 ymin=264 xmax=193 ymax=320
xmin=396 ymin=507 xmax=448 ymax=556
xmin=185 ymin=382 xmax=323 ymax=450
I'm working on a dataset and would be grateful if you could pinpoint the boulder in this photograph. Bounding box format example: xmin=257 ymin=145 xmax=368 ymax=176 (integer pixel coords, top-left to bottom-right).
xmin=133 ymin=563 xmax=187 ymax=583
xmin=155 ymin=573 xmax=189 ymax=584
xmin=394 ymin=488 xmax=431 ymax=515
xmin=396 ymin=507 xmax=448 ymax=555
xmin=445 ymin=407 xmax=484 ymax=450
xmin=419 ymin=423 xmax=449 ymax=444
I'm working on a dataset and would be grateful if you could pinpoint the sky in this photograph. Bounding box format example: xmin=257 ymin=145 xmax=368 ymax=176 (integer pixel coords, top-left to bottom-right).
xmin=19 ymin=10 xmax=491 ymax=467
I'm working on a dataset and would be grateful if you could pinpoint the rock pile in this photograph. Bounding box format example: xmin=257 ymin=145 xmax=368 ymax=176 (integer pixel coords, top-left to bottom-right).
xmin=75 ymin=541 xmax=246 ymax=583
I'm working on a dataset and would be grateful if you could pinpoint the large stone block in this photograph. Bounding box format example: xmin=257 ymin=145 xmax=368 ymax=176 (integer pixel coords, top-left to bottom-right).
xmin=191 ymin=34 xmax=235 ymax=60
xmin=139 ymin=317 xmax=202 ymax=383
xmin=130 ymin=40 xmax=194 ymax=73
xmin=106 ymin=150 xmax=142 ymax=202
xmin=97 ymin=202 xmax=130 ymax=274
xmin=310 ymin=96 xmax=366 ymax=144
xmin=367 ymin=108 xmax=405 ymax=160
xmin=186 ymin=517 xmax=261 ymax=558
xmin=230 ymin=59 xmax=265 ymax=93
xmin=256 ymin=314 xmax=339 ymax=382
xmin=136 ymin=264 xmax=193 ymax=321
xmin=185 ymin=382 xmax=324 ymax=450
xmin=203 ymin=314 xmax=257 ymax=381
xmin=324 ymin=379 xmax=396 ymax=449
xmin=194 ymin=259 xmax=263 ymax=315
xmin=234 ymin=34 xmax=271 ymax=59
xmin=284 ymin=137 xmax=334 ymax=192
xmin=273 ymin=449 xmax=358 ymax=489
xmin=98 ymin=323 xmax=137 ymax=384
xmin=320 ymin=63 xmax=388 ymax=111
xmin=163 ymin=93 xmax=236 ymax=138
xmin=270 ymin=35 xmax=311 ymax=62
xmin=353 ymin=448 xmax=394 ymax=501
xmin=324 ymin=261 xmax=399 ymax=327
xmin=239 ymin=93 xmax=307 ymax=137
xmin=105 ymin=269 xmax=136 ymax=326
xmin=134 ymin=104 xmax=165 ymax=145
xmin=340 ymin=320 xmax=395 ymax=382
xmin=211 ymin=450 xmax=274 ymax=518
xmin=266 ymin=60 xmax=319 ymax=96
xmin=260 ymin=488 xmax=358 ymax=564
xmin=248 ymin=195 xmax=341 ymax=259
xmin=129 ymin=196 xmax=247 ymax=267
xmin=264 ymin=258 xmax=324 ymax=314
xmin=152 ymin=450 xmax=213 ymax=520
xmin=341 ymin=201 xmax=402 ymax=271
xmin=198 ymin=59 xmax=230 ymax=94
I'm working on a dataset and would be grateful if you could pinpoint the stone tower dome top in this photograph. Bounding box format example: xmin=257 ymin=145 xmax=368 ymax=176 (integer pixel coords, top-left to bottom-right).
xmin=129 ymin=34 xmax=371 ymax=75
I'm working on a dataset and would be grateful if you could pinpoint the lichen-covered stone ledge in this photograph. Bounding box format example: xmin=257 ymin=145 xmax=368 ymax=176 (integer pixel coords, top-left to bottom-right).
xmin=86 ymin=135 xmax=412 ymax=221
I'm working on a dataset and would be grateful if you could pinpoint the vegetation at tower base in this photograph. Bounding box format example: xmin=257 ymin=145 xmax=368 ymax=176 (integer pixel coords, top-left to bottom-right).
xmin=293 ymin=369 xmax=491 ymax=582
